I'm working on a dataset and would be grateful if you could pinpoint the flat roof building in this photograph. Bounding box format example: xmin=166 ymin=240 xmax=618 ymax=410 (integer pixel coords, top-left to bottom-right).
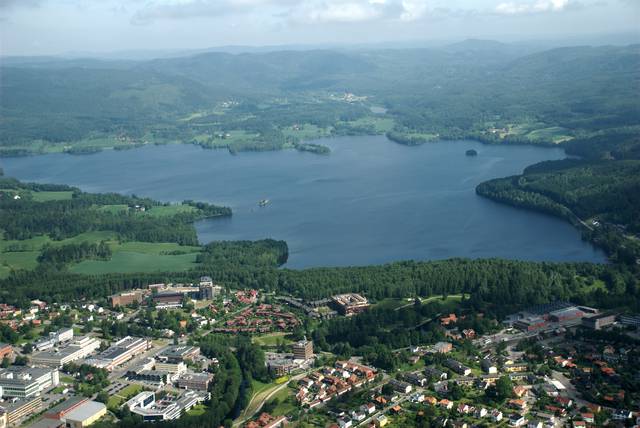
xmin=292 ymin=339 xmax=313 ymax=361
xmin=0 ymin=366 xmax=59 ymax=398
xmin=32 ymin=337 xmax=101 ymax=368
xmin=331 ymin=294 xmax=369 ymax=316
xmin=84 ymin=336 xmax=149 ymax=371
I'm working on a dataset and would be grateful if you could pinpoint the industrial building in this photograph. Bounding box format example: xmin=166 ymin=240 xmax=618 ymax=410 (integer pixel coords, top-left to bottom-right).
xmin=176 ymin=372 xmax=213 ymax=391
xmin=31 ymin=337 xmax=101 ymax=368
xmin=84 ymin=336 xmax=149 ymax=371
xmin=582 ymin=313 xmax=617 ymax=330
xmin=44 ymin=397 xmax=106 ymax=428
xmin=0 ymin=366 xmax=59 ymax=398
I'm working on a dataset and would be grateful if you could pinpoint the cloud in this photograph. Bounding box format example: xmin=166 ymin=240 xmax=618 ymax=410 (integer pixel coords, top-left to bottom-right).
xmin=0 ymin=0 xmax=44 ymax=9
xmin=131 ymin=0 xmax=430 ymax=25
xmin=131 ymin=0 xmax=289 ymax=24
xmin=494 ymin=0 xmax=572 ymax=14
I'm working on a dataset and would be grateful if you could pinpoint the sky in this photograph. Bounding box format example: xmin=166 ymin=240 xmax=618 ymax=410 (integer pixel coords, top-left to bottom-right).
xmin=0 ymin=0 xmax=638 ymax=56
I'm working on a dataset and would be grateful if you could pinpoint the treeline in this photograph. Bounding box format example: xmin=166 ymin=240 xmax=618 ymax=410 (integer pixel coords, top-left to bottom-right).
xmin=4 ymin=253 xmax=639 ymax=312
xmin=38 ymin=241 xmax=111 ymax=265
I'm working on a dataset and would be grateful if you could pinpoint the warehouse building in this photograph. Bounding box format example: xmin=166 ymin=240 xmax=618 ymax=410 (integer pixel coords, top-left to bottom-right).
xmin=31 ymin=337 xmax=101 ymax=368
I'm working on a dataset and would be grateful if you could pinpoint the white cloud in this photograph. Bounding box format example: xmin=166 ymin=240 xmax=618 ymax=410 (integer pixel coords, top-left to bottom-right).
xmin=495 ymin=0 xmax=571 ymax=14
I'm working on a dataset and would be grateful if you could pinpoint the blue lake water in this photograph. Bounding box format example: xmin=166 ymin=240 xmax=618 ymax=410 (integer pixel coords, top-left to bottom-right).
xmin=1 ymin=136 xmax=606 ymax=268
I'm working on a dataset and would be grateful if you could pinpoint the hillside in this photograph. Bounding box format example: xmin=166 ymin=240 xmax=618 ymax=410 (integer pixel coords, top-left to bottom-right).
xmin=1 ymin=43 xmax=638 ymax=155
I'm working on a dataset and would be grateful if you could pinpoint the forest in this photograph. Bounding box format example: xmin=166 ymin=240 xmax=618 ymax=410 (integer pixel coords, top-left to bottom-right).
xmin=476 ymin=159 xmax=640 ymax=264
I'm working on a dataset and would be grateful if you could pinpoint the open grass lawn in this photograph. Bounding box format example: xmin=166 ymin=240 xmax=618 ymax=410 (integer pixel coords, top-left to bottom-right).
xmin=143 ymin=205 xmax=198 ymax=217
xmin=526 ymin=126 xmax=573 ymax=144
xmin=268 ymin=387 xmax=296 ymax=417
xmin=0 ymin=251 xmax=40 ymax=278
xmin=348 ymin=116 xmax=396 ymax=133
xmin=251 ymin=379 xmax=275 ymax=396
xmin=187 ymin=404 xmax=208 ymax=416
xmin=70 ymin=250 xmax=199 ymax=275
xmin=252 ymin=332 xmax=292 ymax=347
xmin=30 ymin=191 xmax=74 ymax=202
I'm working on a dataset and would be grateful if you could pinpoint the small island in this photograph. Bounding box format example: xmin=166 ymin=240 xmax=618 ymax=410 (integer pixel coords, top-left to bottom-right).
xmin=466 ymin=149 xmax=478 ymax=156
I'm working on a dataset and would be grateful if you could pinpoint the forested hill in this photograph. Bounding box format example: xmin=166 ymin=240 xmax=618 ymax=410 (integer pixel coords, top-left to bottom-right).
xmin=1 ymin=43 xmax=638 ymax=154
xmin=477 ymin=158 xmax=640 ymax=264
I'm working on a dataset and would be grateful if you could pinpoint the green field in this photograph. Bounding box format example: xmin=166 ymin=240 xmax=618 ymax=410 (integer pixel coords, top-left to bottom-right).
xmin=143 ymin=205 xmax=198 ymax=217
xmin=30 ymin=191 xmax=74 ymax=202
xmin=252 ymin=332 xmax=293 ymax=347
xmin=1 ymin=228 xmax=202 ymax=277
xmin=70 ymin=245 xmax=201 ymax=275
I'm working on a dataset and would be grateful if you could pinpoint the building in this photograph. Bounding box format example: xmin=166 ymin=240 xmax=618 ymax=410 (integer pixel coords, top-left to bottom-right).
xmin=152 ymin=292 xmax=184 ymax=309
xmin=292 ymin=339 xmax=313 ymax=361
xmin=109 ymin=290 xmax=146 ymax=307
xmin=157 ymin=346 xmax=200 ymax=363
xmin=581 ymin=313 xmax=616 ymax=330
xmin=125 ymin=391 xmax=208 ymax=422
xmin=0 ymin=344 xmax=13 ymax=361
xmin=331 ymin=294 xmax=369 ymax=316
xmin=433 ymin=342 xmax=453 ymax=354
xmin=514 ymin=316 xmax=547 ymax=332
xmin=31 ymin=337 xmax=101 ymax=368
xmin=387 ymin=379 xmax=412 ymax=394
xmin=154 ymin=361 xmax=187 ymax=375
xmin=549 ymin=307 xmax=584 ymax=323
xmin=1 ymin=397 xmax=43 ymax=426
xmin=618 ymin=314 xmax=640 ymax=327
xmin=177 ymin=373 xmax=213 ymax=391
xmin=84 ymin=336 xmax=149 ymax=371
xmin=481 ymin=358 xmax=498 ymax=374
xmin=0 ymin=367 xmax=59 ymax=398
xmin=445 ymin=359 xmax=472 ymax=376
xmin=44 ymin=397 xmax=106 ymax=428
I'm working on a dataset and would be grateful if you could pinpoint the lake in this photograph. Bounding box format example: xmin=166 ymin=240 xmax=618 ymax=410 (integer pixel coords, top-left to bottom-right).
xmin=1 ymin=136 xmax=606 ymax=268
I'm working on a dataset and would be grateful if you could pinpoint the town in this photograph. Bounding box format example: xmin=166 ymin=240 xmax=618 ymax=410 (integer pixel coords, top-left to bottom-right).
xmin=0 ymin=277 xmax=638 ymax=428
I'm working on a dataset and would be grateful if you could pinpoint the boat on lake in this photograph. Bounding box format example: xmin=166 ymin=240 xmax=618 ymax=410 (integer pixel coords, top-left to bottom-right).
xmin=258 ymin=199 xmax=270 ymax=207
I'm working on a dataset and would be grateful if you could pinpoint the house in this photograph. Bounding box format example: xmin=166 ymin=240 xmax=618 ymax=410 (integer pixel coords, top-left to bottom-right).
xmin=444 ymin=359 xmax=471 ymax=376
xmin=337 ymin=416 xmax=352 ymax=428
xmin=438 ymin=399 xmax=454 ymax=410
xmin=440 ymin=314 xmax=457 ymax=325
xmin=475 ymin=407 xmax=488 ymax=418
xmin=572 ymin=421 xmax=586 ymax=428
xmin=374 ymin=414 xmax=388 ymax=427
xmin=581 ymin=413 xmax=595 ymax=423
xmin=360 ymin=403 xmax=376 ymax=415
xmin=456 ymin=403 xmax=471 ymax=414
xmin=513 ymin=385 xmax=528 ymax=398
xmin=410 ymin=392 xmax=425 ymax=403
xmin=491 ymin=409 xmax=503 ymax=422
xmin=612 ymin=409 xmax=632 ymax=420
xmin=481 ymin=358 xmax=497 ymax=374
xmin=390 ymin=405 xmax=402 ymax=414
xmin=424 ymin=366 xmax=447 ymax=380
xmin=509 ymin=414 xmax=527 ymax=427
xmin=387 ymin=379 xmax=412 ymax=394
xmin=527 ymin=420 xmax=543 ymax=428
xmin=508 ymin=399 xmax=527 ymax=412
xmin=433 ymin=342 xmax=453 ymax=354
xmin=403 ymin=372 xmax=428 ymax=387
xmin=424 ymin=396 xmax=438 ymax=406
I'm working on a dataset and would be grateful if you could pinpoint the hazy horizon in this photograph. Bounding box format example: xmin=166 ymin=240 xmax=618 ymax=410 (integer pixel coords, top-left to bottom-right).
xmin=1 ymin=0 xmax=638 ymax=57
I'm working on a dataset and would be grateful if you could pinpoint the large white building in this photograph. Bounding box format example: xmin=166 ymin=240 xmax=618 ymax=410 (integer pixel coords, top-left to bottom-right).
xmin=84 ymin=337 xmax=149 ymax=371
xmin=33 ymin=328 xmax=74 ymax=352
xmin=31 ymin=336 xmax=101 ymax=368
xmin=0 ymin=366 xmax=59 ymax=398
